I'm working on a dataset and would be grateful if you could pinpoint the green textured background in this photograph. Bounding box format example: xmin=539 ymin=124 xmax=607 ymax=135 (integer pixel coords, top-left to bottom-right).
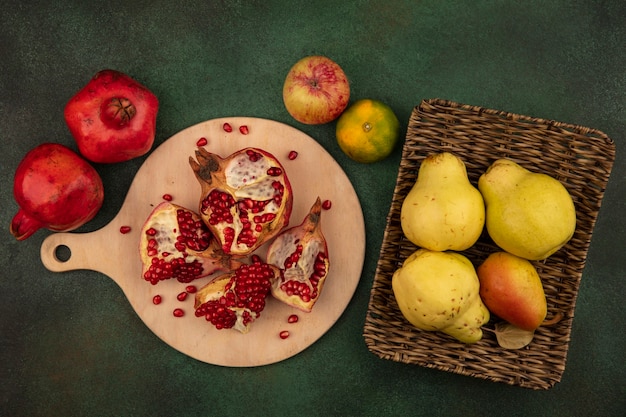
xmin=1 ymin=1 xmax=624 ymax=416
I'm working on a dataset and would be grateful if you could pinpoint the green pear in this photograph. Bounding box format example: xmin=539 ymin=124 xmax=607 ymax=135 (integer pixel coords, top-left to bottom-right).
xmin=400 ymin=152 xmax=485 ymax=251
xmin=477 ymin=252 xmax=547 ymax=331
xmin=392 ymin=249 xmax=490 ymax=343
xmin=478 ymin=159 xmax=576 ymax=260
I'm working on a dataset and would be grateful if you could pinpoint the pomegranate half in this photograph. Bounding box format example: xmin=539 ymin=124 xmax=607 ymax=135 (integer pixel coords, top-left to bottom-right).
xmin=189 ymin=147 xmax=293 ymax=257
xmin=139 ymin=202 xmax=239 ymax=285
xmin=194 ymin=257 xmax=279 ymax=333
xmin=267 ymin=197 xmax=330 ymax=312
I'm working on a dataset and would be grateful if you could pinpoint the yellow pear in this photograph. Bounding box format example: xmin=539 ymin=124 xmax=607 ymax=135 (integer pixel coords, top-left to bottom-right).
xmin=392 ymin=249 xmax=490 ymax=343
xmin=478 ymin=159 xmax=576 ymax=260
xmin=477 ymin=252 xmax=547 ymax=331
xmin=400 ymin=152 xmax=485 ymax=251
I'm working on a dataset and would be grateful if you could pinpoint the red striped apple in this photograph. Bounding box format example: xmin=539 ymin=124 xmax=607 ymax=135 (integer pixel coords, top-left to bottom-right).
xmin=282 ymin=55 xmax=350 ymax=125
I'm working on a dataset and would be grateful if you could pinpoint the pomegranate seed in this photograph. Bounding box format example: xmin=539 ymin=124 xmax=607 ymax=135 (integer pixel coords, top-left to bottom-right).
xmin=185 ymin=285 xmax=197 ymax=293
xmin=177 ymin=291 xmax=188 ymax=302
xmin=223 ymin=122 xmax=233 ymax=132
xmin=246 ymin=149 xmax=261 ymax=161
xmin=288 ymin=314 xmax=299 ymax=323
xmin=266 ymin=167 xmax=282 ymax=176
xmin=288 ymin=150 xmax=298 ymax=160
xmin=322 ymin=199 xmax=332 ymax=210
xmin=279 ymin=330 xmax=290 ymax=339
xmin=173 ymin=308 xmax=185 ymax=317
xmin=119 ymin=225 xmax=132 ymax=234
xmin=239 ymin=125 xmax=249 ymax=135
xmin=196 ymin=137 xmax=208 ymax=147
xmin=152 ymin=295 xmax=162 ymax=305
xmin=162 ymin=193 xmax=173 ymax=201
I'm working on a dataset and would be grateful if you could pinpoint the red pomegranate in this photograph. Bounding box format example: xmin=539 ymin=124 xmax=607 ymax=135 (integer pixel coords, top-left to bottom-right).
xmin=139 ymin=202 xmax=240 ymax=285
xmin=64 ymin=69 xmax=159 ymax=163
xmin=266 ymin=197 xmax=330 ymax=312
xmin=194 ymin=257 xmax=279 ymax=333
xmin=10 ymin=143 xmax=104 ymax=240
xmin=189 ymin=147 xmax=293 ymax=257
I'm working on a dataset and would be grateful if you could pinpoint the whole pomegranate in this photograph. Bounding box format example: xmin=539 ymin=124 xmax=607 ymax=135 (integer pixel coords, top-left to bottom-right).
xmin=194 ymin=257 xmax=279 ymax=333
xmin=267 ymin=197 xmax=329 ymax=312
xmin=189 ymin=147 xmax=293 ymax=257
xmin=64 ymin=69 xmax=159 ymax=163
xmin=139 ymin=202 xmax=240 ymax=285
xmin=11 ymin=143 xmax=104 ymax=240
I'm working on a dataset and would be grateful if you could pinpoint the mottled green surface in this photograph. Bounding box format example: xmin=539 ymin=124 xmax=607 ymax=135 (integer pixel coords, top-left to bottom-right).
xmin=1 ymin=1 xmax=625 ymax=416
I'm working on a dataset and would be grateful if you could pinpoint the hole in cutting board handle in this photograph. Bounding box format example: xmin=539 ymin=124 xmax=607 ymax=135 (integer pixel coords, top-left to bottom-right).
xmin=54 ymin=244 xmax=71 ymax=263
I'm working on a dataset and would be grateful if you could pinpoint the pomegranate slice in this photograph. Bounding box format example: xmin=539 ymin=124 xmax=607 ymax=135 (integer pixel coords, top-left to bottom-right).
xmin=189 ymin=147 xmax=293 ymax=257
xmin=194 ymin=258 xmax=279 ymax=333
xmin=267 ymin=197 xmax=330 ymax=312
xmin=139 ymin=202 xmax=239 ymax=285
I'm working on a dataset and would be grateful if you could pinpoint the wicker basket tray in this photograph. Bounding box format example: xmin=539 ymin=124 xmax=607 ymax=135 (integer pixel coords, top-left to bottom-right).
xmin=363 ymin=99 xmax=615 ymax=390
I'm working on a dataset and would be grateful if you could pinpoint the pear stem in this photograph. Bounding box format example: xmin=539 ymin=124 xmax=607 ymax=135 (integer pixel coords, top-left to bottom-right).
xmin=541 ymin=312 xmax=564 ymax=327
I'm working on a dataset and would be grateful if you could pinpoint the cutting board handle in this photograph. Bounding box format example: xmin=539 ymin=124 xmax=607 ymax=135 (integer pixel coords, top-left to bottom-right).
xmin=40 ymin=228 xmax=115 ymax=276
